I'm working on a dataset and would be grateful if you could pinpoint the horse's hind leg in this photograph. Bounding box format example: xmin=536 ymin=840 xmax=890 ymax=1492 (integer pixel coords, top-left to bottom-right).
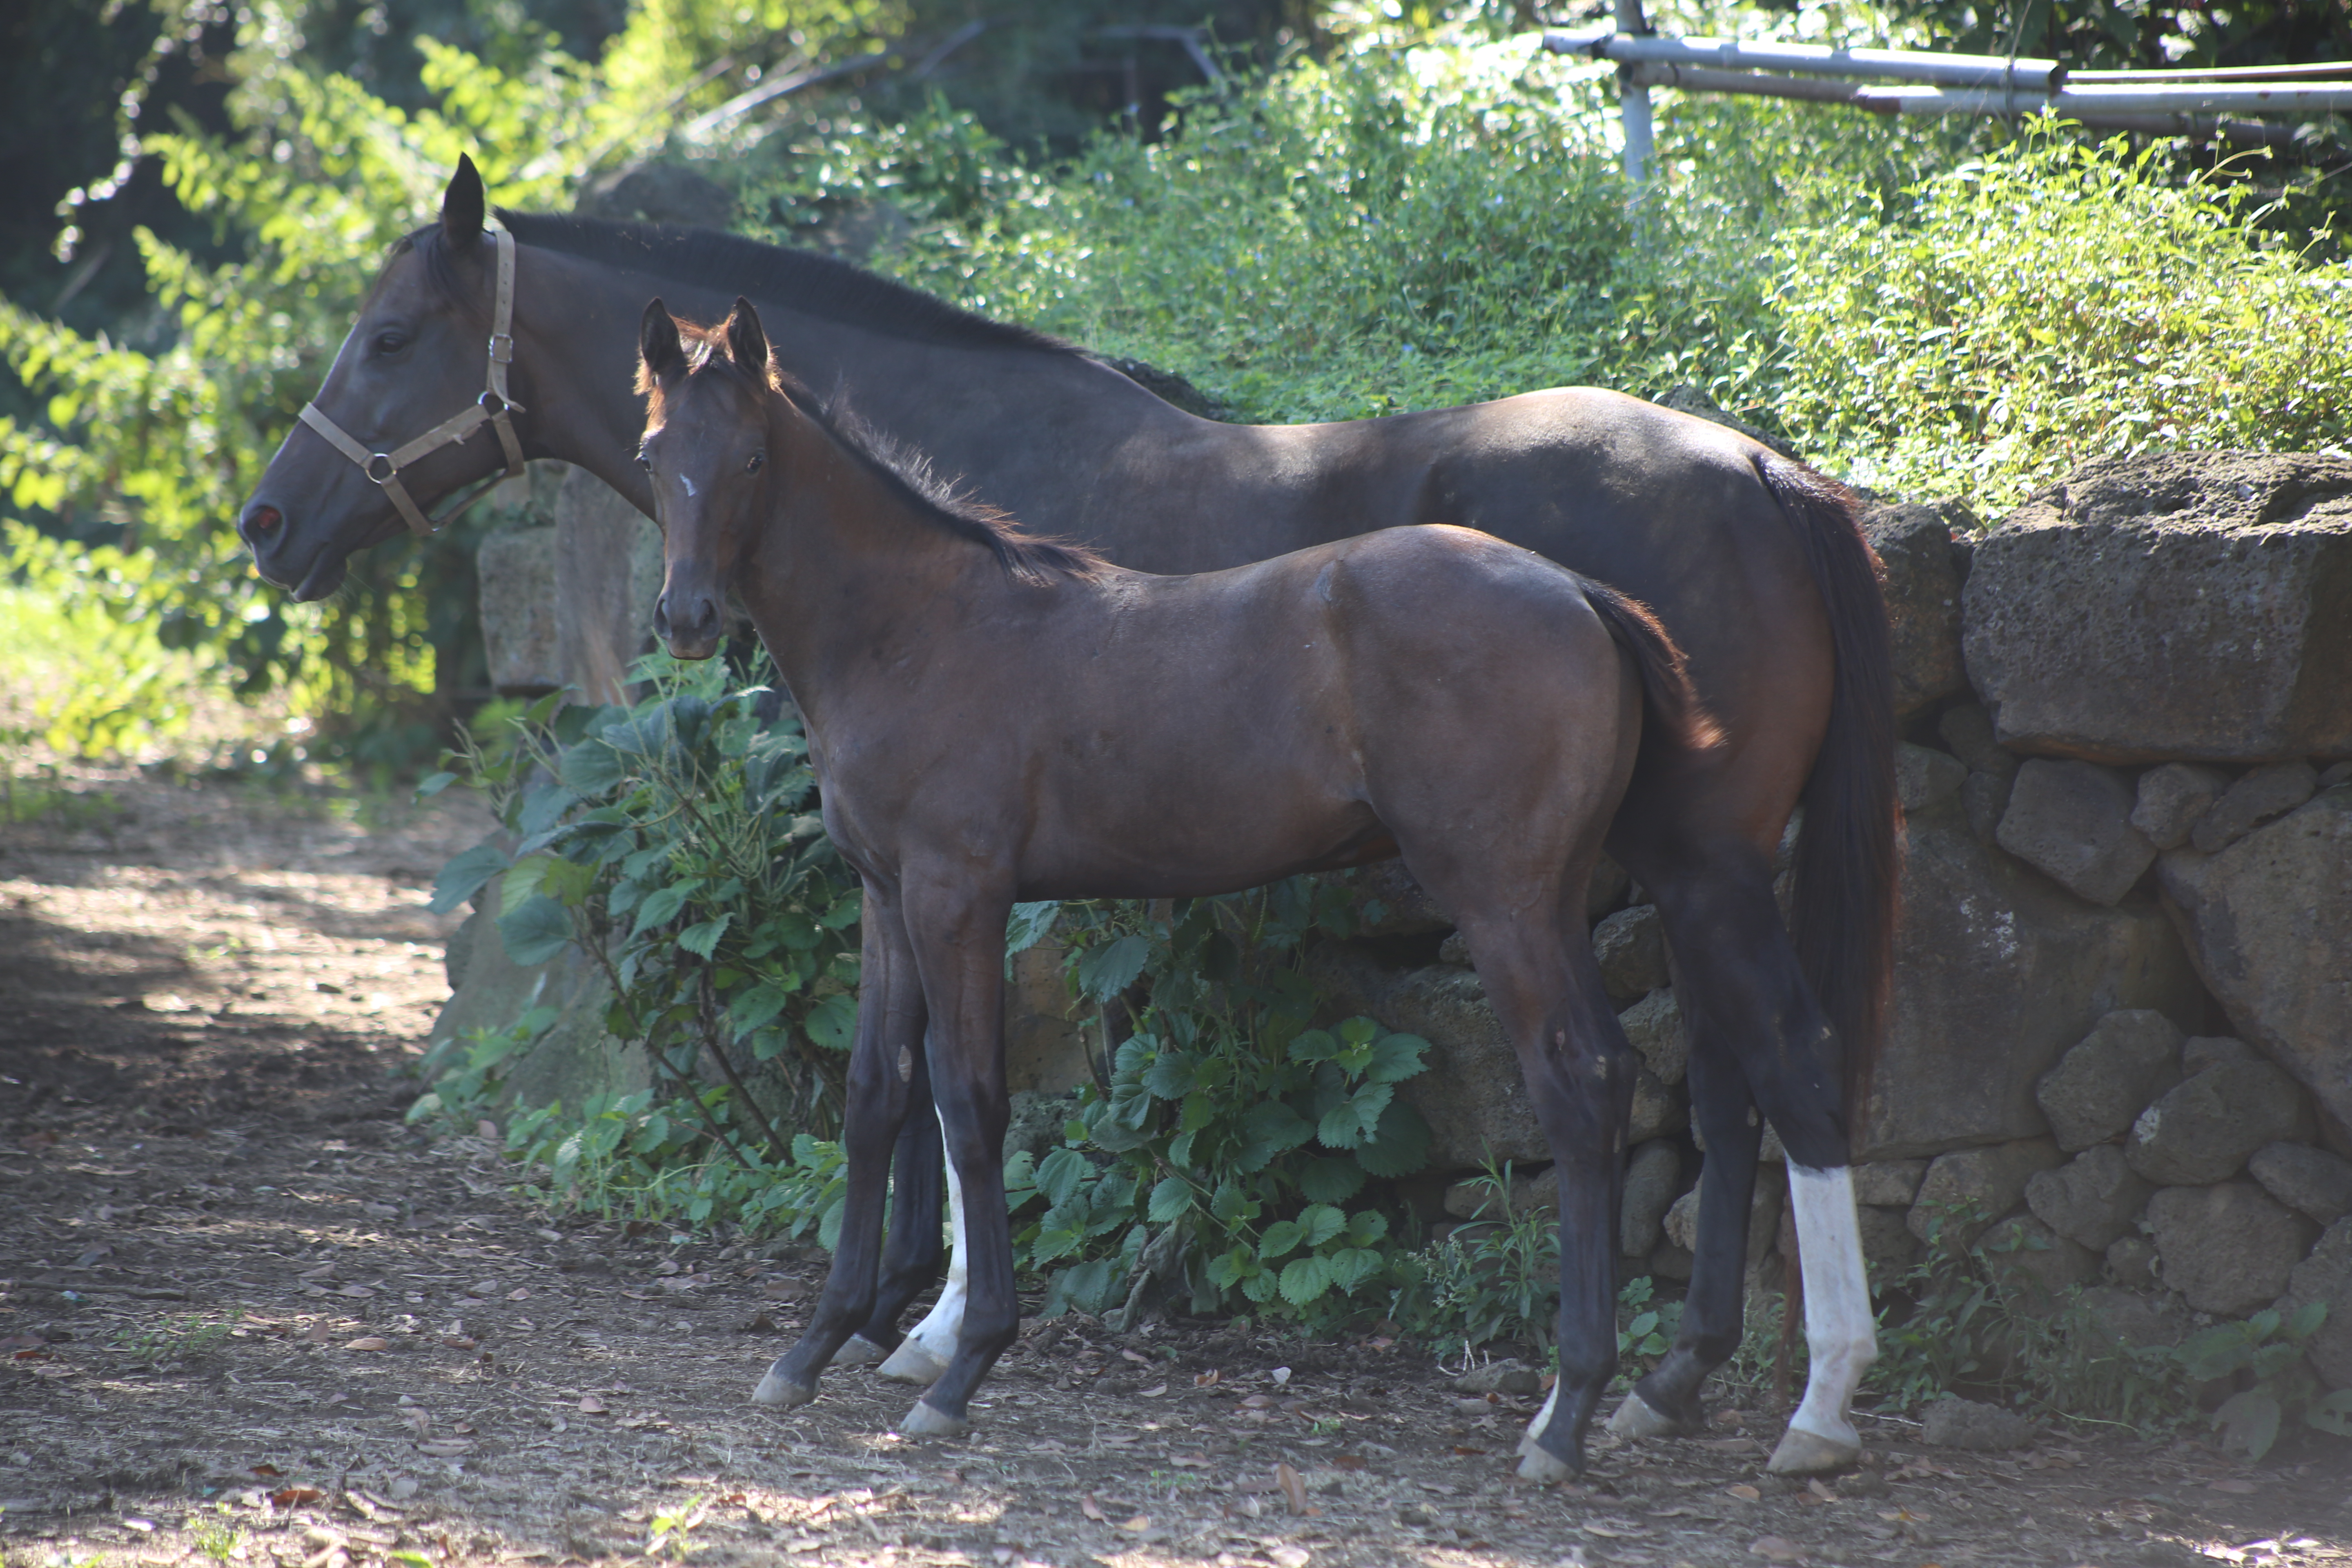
xmin=1450 ymin=913 xmax=1635 ymax=1482
xmin=837 ymin=1069 xmax=949 ymax=1368
xmin=753 ymin=884 xmax=926 ymax=1407
xmin=1614 ymin=844 xmax=1875 ymax=1473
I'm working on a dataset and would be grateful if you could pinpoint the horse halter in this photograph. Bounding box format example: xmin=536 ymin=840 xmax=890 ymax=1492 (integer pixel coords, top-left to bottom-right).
xmin=295 ymin=227 xmax=525 ymax=537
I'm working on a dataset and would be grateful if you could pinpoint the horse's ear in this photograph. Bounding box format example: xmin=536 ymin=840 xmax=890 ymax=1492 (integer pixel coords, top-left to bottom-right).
xmin=640 ymin=298 xmax=686 ymax=384
xmin=723 ymin=296 xmax=769 ymax=381
xmin=441 ymin=154 xmax=487 ymax=247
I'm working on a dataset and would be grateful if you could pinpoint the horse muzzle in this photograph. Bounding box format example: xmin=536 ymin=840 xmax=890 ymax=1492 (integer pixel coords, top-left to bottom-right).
xmin=655 ymin=586 xmax=723 ymax=660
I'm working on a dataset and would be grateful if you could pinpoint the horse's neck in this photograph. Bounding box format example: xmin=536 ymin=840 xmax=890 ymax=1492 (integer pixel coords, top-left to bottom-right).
xmin=743 ymin=408 xmax=1002 ymax=725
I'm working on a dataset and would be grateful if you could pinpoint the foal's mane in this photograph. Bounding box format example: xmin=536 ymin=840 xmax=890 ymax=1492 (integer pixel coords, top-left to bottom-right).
xmin=653 ymin=317 xmax=1105 ymax=586
xmin=401 ymin=210 xmax=1079 ymax=358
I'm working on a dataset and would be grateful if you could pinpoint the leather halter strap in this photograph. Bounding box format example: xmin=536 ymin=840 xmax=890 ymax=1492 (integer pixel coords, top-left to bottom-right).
xmin=296 ymin=227 xmax=526 ymax=537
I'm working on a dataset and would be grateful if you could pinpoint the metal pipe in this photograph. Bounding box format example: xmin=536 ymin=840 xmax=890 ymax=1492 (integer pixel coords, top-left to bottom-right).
xmin=1547 ymin=27 xmax=2060 ymax=91
xmin=1856 ymin=82 xmax=2352 ymax=115
xmin=1620 ymin=60 xmax=1868 ymax=105
xmin=1614 ymin=0 xmax=1655 ymax=190
xmin=2068 ymin=61 xmax=2352 ymax=84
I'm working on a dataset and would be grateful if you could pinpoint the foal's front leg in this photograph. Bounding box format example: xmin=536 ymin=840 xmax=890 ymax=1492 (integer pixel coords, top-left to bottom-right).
xmin=895 ymin=876 xmax=1018 ymax=1438
xmin=752 ymin=886 xmax=927 ymax=1407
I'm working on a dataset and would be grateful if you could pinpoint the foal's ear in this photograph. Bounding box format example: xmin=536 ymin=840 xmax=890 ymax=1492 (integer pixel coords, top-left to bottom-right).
xmin=639 ymin=298 xmax=687 ymax=384
xmin=440 ymin=154 xmax=487 ymax=248
xmin=723 ymin=296 xmax=770 ymax=381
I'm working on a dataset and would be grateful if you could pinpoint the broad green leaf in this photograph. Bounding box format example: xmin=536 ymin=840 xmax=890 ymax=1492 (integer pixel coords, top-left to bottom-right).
xmin=728 ymin=981 xmax=794 ymax=1033
xmin=1353 ymin=1098 xmax=1432 ymax=1178
xmin=1005 ymin=901 xmax=1059 ymax=957
xmin=1362 ymin=1030 xmax=1430 ymax=1084
xmin=2211 ymin=1388 xmax=2282 ymax=1461
xmin=1278 ymin=1254 xmax=1333 ymax=1306
xmin=677 ymin=915 xmax=732 ymax=959
xmin=1076 ymin=934 xmax=1150 ymax=1002
xmin=630 ymin=878 xmax=705 ymax=937
xmin=803 ymin=993 xmax=858 ymax=1051
xmin=1298 ymin=1157 xmax=1365 ymax=1205
xmin=1298 ymin=1204 xmax=1346 ymax=1248
xmin=429 ymin=842 xmax=511 ymax=915
xmin=559 ymin=736 xmax=628 ymax=795
xmin=1148 ymin=1176 xmax=1194 ymax=1222
xmin=1258 ymin=1220 xmax=1304 ymax=1260
xmin=414 ymin=770 xmax=458 ymax=798
xmin=1287 ymin=1028 xmax=1337 ymax=1063
xmin=496 ymin=893 xmax=574 ymax=966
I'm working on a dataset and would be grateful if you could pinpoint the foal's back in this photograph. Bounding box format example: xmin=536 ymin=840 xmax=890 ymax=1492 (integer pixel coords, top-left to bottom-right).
xmin=870 ymin=524 xmax=1646 ymax=904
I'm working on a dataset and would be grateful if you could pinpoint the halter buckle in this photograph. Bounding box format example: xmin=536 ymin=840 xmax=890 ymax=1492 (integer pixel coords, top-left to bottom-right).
xmin=488 ymin=332 xmax=515 ymax=364
xmin=365 ymin=452 xmax=399 ymax=484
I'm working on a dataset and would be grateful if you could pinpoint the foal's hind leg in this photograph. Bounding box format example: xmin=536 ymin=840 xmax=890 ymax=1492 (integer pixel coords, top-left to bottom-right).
xmin=877 ymin=1131 xmax=968 ymax=1385
xmin=753 ymin=886 xmax=927 ymax=1407
xmin=1612 ymin=844 xmax=1875 ymax=1473
xmin=837 ymin=1069 xmax=949 ymax=1368
xmin=1449 ymin=914 xmax=1636 ymax=1482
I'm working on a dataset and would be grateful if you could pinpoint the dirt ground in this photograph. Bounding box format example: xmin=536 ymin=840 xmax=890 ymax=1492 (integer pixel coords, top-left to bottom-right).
xmin=4 ymin=763 xmax=2350 ymax=1568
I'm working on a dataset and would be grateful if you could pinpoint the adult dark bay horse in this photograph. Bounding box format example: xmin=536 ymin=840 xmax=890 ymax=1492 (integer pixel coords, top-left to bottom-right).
xmin=635 ymin=294 xmax=1722 ymax=1475
xmin=239 ymin=159 xmax=1893 ymax=1476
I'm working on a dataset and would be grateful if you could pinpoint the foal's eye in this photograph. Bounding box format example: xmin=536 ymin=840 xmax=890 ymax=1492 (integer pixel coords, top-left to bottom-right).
xmin=745 ymin=452 xmax=766 ymax=475
xmin=372 ymin=331 xmax=407 ymax=356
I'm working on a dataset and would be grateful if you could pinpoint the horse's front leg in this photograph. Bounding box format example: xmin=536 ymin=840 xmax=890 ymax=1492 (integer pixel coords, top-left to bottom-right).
xmin=895 ymin=874 xmax=1017 ymax=1438
xmin=753 ymin=884 xmax=926 ymax=1407
xmin=878 ymin=1129 xmax=969 ymax=1384
xmin=836 ymin=1070 xmax=948 ymax=1369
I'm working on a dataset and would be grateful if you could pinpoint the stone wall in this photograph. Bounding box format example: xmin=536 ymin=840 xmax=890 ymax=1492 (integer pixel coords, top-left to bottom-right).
xmin=1304 ymin=452 xmax=2352 ymax=1384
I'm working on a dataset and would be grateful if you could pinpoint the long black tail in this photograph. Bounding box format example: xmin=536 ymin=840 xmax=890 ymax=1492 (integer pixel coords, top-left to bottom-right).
xmin=1581 ymin=580 xmax=1724 ymax=760
xmin=1753 ymin=453 xmax=1899 ymax=1145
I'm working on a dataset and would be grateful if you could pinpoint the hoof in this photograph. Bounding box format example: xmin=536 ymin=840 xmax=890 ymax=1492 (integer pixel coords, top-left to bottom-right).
xmin=898 ymin=1399 xmax=971 ymax=1439
xmin=751 ymin=1368 xmax=816 ymax=1408
xmin=877 ymin=1337 xmax=951 ymax=1385
xmin=1516 ymin=1446 xmax=1579 ymax=1484
xmin=832 ymin=1335 xmax=889 ymax=1368
xmin=1766 ymin=1425 xmax=1861 ymax=1476
xmin=1606 ymin=1391 xmax=1683 ymax=1440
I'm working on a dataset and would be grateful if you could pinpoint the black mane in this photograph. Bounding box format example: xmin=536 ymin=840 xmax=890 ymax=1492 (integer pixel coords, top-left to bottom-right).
xmin=490 ymin=209 xmax=1079 ymax=357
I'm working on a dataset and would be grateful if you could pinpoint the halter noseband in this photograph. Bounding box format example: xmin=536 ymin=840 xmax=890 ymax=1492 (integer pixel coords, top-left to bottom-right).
xmin=296 ymin=227 xmax=526 ymax=537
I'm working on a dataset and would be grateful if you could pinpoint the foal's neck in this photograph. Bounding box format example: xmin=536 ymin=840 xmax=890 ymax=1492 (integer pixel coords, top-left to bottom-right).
xmin=740 ymin=397 xmax=1021 ymax=721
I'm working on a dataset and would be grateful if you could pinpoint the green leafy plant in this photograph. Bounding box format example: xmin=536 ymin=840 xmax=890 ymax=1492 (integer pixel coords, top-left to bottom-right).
xmin=425 ymin=650 xmax=862 ymax=1147
xmin=1389 ymin=1158 xmax=1560 ymax=1361
xmin=111 ymin=1314 xmax=232 ymax=1367
xmin=187 ymin=1506 xmax=245 ymax=1563
xmin=1002 ymin=886 xmax=1432 ymax=1325
xmin=2179 ymin=1303 xmax=2352 ymax=1462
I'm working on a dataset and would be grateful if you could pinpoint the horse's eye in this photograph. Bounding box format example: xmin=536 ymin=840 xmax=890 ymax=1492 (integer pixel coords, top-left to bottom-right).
xmin=373 ymin=331 xmax=407 ymax=355
xmin=745 ymin=452 xmax=765 ymax=474
xmin=636 ymin=451 xmax=651 ymax=470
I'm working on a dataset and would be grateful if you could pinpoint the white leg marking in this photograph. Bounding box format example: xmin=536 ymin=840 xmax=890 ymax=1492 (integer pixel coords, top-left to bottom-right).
xmin=1780 ymin=1164 xmax=1876 ymax=1459
xmin=878 ymin=1127 xmax=965 ymax=1383
xmin=1517 ymin=1379 xmax=1560 ymax=1457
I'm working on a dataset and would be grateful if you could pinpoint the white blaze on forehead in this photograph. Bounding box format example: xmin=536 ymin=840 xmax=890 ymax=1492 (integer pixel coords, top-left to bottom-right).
xmin=682 ymin=474 xmax=698 ymax=497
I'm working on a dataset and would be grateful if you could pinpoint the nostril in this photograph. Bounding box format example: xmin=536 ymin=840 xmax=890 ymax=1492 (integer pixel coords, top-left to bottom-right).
xmin=246 ymin=505 xmax=283 ymax=535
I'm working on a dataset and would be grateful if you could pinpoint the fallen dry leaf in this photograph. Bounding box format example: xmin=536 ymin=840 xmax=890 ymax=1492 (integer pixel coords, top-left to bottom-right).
xmin=1194 ymin=1368 xmax=1219 ymax=1388
xmin=386 ymin=1478 xmax=419 ymax=1501
xmin=1170 ymin=1455 xmax=1209 ymax=1469
xmin=343 ymin=1337 xmax=390 ymax=1352
xmin=299 ymin=1324 xmax=334 ymax=1345
xmin=414 ymin=1439 xmax=472 ymax=1457
xmin=1748 ymin=1536 xmax=1808 ymax=1564
xmin=2209 ymin=1479 xmax=2257 ymax=1494
xmin=1079 ymin=1495 xmax=1105 ymax=1522
xmin=1138 ymin=1383 xmax=1168 ymax=1398
xmin=399 ymin=1409 xmax=432 ymax=1439
xmin=1116 ymin=1515 xmax=1151 ymax=1535
xmin=269 ymin=1486 xmax=323 ymax=1508
xmin=1239 ymin=1394 xmax=1272 ymax=1410
xmin=1269 ymin=1546 xmax=1310 ymax=1568
xmin=251 ymin=1465 xmax=284 ymax=1479
xmin=506 ymin=1287 xmax=529 ymax=1301
xmin=441 ymin=1334 xmax=477 ymax=1350
xmin=578 ymin=1394 xmax=608 ymax=1414
xmin=1276 ymin=1462 xmax=1309 ymax=1517
xmin=1727 ymin=1484 xmax=1763 ymax=1502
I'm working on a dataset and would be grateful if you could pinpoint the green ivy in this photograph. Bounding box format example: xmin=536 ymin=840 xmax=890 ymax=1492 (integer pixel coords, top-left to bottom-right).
xmin=423 ymin=650 xmax=862 ymax=1143
xmin=1004 ymin=885 xmax=1434 ymax=1327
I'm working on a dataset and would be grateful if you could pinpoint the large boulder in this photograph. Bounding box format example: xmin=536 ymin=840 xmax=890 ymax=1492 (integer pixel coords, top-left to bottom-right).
xmin=2129 ymin=763 xmax=2230 ymax=851
xmin=1907 ymin=1138 xmax=2061 ymax=1245
xmin=1621 ymin=1140 xmax=1682 ymax=1257
xmin=1961 ymin=452 xmax=2352 ymax=764
xmin=2034 ymin=1009 xmax=2184 ymax=1153
xmin=1617 ymin=988 xmax=1687 ymax=1085
xmin=1860 ymin=499 xmax=1971 ymax=716
xmin=1996 ymin=760 xmax=2157 ymax=906
xmin=1592 ymin=904 xmax=1668 ymax=1002
xmin=2025 ymin=1145 xmax=2153 ymax=1251
xmin=2281 ymin=1219 xmax=2352 ymax=1389
xmin=1981 ymin=1212 xmax=2100 ymax=1300
xmin=1004 ymin=944 xmax=1091 ymax=1095
xmin=477 ymin=519 xmax=564 ymax=694
xmin=1858 ymin=796 xmax=2203 ymax=1160
xmin=2158 ymin=786 xmax=2352 ymax=1154
xmin=2189 ymin=762 xmax=2318 ymax=854
xmin=2125 ymin=1054 xmax=2316 ymax=1185
xmin=554 ymin=466 xmax=664 ymax=708
xmin=2146 ymin=1181 xmax=2319 ymax=1317
xmin=2248 ymin=1141 xmax=2352 ymax=1228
